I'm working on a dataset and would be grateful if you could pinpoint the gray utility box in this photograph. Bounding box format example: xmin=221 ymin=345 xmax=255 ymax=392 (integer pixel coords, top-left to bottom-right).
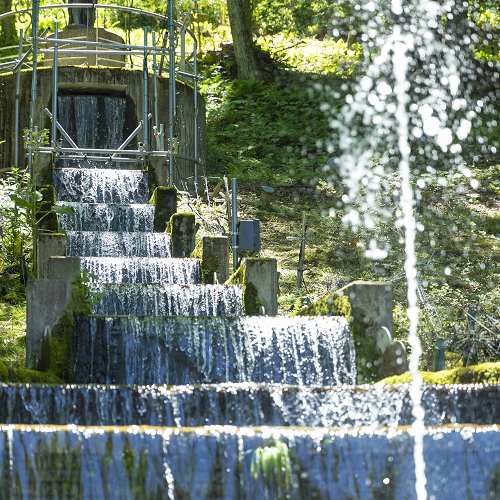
xmin=238 ymin=219 xmax=261 ymax=253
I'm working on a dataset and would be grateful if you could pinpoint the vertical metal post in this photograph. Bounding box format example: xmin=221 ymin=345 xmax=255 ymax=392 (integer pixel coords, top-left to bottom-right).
xmin=193 ymin=38 xmax=199 ymax=197
xmin=297 ymin=212 xmax=307 ymax=293
xmin=152 ymin=31 xmax=160 ymax=134
xmin=142 ymin=27 xmax=149 ymax=151
xmin=168 ymin=0 xmax=176 ymax=184
xmin=28 ymin=0 xmax=40 ymax=175
xmin=231 ymin=178 xmax=239 ymax=272
xmin=180 ymin=27 xmax=186 ymax=70
xmin=51 ymin=21 xmax=59 ymax=149
xmin=14 ymin=30 xmax=24 ymax=167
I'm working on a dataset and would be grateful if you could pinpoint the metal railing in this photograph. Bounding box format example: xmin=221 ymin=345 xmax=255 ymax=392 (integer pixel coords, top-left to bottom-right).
xmin=0 ymin=1 xmax=201 ymax=189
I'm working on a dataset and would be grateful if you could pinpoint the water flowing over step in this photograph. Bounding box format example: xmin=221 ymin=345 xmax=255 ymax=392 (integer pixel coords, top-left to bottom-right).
xmin=57 ymin=202 xmax=155 ymax=232
xmin=0 ymin=425 xmax=498 ymax=499
xmin=73 ymin=316 xmax=355 ymax=385
xmin=54 ymin=168 xmax=149 ymax=204
xmin=90 ymin=284 xmax=243 ymax=316
xmin=81 ymin=257 xmax=201 ymax=284
xmin=67 ymin=232 xmax=171 ymax=257
xmin=0 ymin=383 xmax=497 ymax=427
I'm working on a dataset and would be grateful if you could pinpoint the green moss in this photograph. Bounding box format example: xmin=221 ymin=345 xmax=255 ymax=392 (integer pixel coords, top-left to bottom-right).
xmin=380 ymin=362 xmax=500 ymax=385
xmin=166 ymin=212 xmax=195 ymax=235
xmin=149 ymin=185 xmax=177 ymax=204
xmin=0 ymin=360 xmax=61 ymax=384
xmin=251 ymin=441 xmax=292 ymax=498
xmin=226 ymin=262 xmax=263 ymax=314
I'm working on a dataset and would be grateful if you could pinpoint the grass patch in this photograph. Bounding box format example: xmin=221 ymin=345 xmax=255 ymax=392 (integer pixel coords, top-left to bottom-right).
xmin=0 ymin=301 xmax=26 ymax=366
xmin=380 ymin=362 xmax=500 ymax=385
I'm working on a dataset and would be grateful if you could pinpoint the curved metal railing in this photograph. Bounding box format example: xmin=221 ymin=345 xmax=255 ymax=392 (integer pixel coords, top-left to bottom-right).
xmin=0 ymin=2 xmax=200 ymax=189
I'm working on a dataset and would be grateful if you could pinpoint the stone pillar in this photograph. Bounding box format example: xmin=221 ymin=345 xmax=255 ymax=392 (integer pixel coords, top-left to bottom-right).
xmin=151 ymin=186 xmax=177 ymax=232
xmin=26 ymin=278 xmax=73 ymax=369
xmin=170 ymin=213 xmax=196 ymax=257
xmin=243 ymin=257 xmax=278 ymax=316
xmin=37 ymin=233 xmax=67 ymax=279
xmin=337 ymin=281 xmax=407 ymax=381
xmin=201 ymin=236 xmax=229 ymax=284
xmin=26 ymin=257 xmax=82 ymax=370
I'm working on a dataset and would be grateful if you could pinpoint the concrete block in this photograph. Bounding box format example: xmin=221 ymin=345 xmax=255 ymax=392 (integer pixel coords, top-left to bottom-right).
xmin=337 ymin=281 xmax=406 ymax=381
xmin=36 ymin=233 xmax=67 ymax=279
xmin=337 ymin=281 xmax=393 ymax=337
xmin=202 ymin=236 xmax=229 ymax=284
xmin=46 ymin=256 xmax=81 ymax=282
xmin=170 ymin=213 xmax=196 ymax=258
xmin=244 ymin=258 xmax=278 ymax=316
xmin=26 ymin=278 xmax=72 ymax=369
xmin=151 ymin=186 xmax=177 ymax=232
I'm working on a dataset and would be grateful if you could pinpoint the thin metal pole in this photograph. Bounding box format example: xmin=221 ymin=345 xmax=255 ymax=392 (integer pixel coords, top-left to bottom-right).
xmin=51 ymin=21 xmax=59 ymax=149
xmin=193 ymin=38 xmax=199 ymax=197
xmin=28 ymin=0 xmax=40 ymax=175
xmin=14 ymin=30 xmax=24 ymax=167
xmin=168 ymin=0 xmax=175 ymax=184
xmin=231 ymin=178 xmax=239 ymax=272
xmin=297 ymin=212 xmax=307 ymax=293
xmin=142 ymin=27 xmax=149 ymax=151
xmin=152 ymin=31 xmax=159 ymax=133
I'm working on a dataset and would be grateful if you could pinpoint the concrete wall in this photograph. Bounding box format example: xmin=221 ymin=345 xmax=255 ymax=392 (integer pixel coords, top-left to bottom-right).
xmin=0 ymin=67 xmax=206 ymax=185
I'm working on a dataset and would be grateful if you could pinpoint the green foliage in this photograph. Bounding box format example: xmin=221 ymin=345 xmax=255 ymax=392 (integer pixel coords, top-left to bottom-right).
xmin=0 ymin=360 xmax=61 ymax=384
xmin=381 ymin=362 xmax=500 ymax=385
xmin=202 ymin=75 xmax=344 ymax=184
xmin=251 ymin=441 xmax=292 ymax=498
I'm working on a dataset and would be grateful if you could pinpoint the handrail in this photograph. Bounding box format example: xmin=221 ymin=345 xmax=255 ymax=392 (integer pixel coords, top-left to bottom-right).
xmin=0 ymin=4 xmax=198 ymax=42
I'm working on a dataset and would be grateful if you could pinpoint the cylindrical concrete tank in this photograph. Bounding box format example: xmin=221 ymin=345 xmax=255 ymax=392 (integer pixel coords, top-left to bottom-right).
xmin=0 ymin=67 xmax=206 ymax=186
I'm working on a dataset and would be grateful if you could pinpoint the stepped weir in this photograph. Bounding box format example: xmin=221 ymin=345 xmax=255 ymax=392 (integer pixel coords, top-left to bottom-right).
xmin=0 ymin=2 xmax=498 ymax=499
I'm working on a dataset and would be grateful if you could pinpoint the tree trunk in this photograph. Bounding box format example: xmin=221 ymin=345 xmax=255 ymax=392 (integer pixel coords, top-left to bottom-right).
xmin=0 ymin=0 xmax=17 ymax=47
xmin=227 ymin=0 xmax=261 ymax=80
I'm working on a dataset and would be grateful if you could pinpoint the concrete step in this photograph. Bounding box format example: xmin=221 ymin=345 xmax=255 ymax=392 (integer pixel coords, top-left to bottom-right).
xmin=0 ymin=382 xmax=497 ymax=427
xmin=0 ymin=424 xmax=498 ymax=499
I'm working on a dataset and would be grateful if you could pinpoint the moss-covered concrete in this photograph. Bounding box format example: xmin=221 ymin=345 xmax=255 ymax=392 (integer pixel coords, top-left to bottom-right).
xmin=169 ymin=212 xmax=196 ymax=257
xmin=226 ymin=260 xmax=263 ymax=315
xmin=150 ymin=186 xmax=177 ymax=232
xmin=381 ymin=362 xmax=500 ymax=385
xmin=38 ymin=276 xmax=93 ymax=382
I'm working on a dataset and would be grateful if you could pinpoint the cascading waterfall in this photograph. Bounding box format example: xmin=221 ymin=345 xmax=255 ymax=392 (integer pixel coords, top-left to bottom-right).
xmin=57 ymin=203 xmax=155 ymax=232
xmin=54 ymin=168 xmax=149 ymax=204
xmin=90 ymin=284 xmax=244 ymax=316
xmin=58 ymin=94 xmax=128 ymax=150
xmin=1 ymin=425 xmax=498 ymax=499
xmin=67 ymin=231 xmax=172 ymax=258
xmin=0 ymin=383 xmax=498 ymax=427
xmin=80 ymin=257 xmax=201 ymax=284
xmin=72 ymin=316 xmax=355 ymax=385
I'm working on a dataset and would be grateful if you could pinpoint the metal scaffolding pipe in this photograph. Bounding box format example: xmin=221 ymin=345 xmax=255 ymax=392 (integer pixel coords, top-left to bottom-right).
xmin=193 ymin=37 xmax=199 ymax=196
xmin=14 ymin=30 xmax=23 ymax=167
xmin=142 ymin=27 xmax=149 ymax=151
xmin=231 ymin=178 xmax=239 ymax=272
xmin=168 ymin=0 xmax=175 ymax=184
xmin=28 ymin=0 xmax=40 ymax=175
xmin=51 ymin=21 xmax=59 ymax=148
